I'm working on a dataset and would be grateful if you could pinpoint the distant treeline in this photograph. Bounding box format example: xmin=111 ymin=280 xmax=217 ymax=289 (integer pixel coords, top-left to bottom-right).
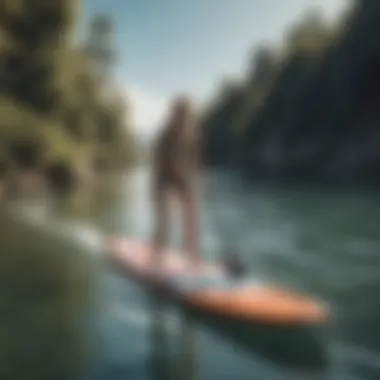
xmin=201 ymin=1 xmax=380 ymax=184
xmin=0 ymin=0 xmax=136 ymax=193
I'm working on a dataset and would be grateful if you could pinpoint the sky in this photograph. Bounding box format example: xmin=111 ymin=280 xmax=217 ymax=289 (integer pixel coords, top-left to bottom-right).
xmin=82 ymin=0 xmax=348 ymax=139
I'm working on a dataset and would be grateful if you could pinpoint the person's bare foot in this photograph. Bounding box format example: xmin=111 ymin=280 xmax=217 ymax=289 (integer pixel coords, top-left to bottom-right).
xmin=188 ymin=258 xmax=202 ymax=274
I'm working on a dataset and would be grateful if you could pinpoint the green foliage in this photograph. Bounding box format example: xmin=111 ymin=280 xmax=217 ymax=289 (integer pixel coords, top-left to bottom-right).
xmin=0 ymin=0 xmax=136 ymax=186
xmin=284 ymin=8 xmax=332 ymax=58
xmin=84 ymin=13 xmax=117 ymax=81
xmin=1 ymin=0 xmax=81 ymax=51
xmin=0 ymin=214 xmax=95 ymax=380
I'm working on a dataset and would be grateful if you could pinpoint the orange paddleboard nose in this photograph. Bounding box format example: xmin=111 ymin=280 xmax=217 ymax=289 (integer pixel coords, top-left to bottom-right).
xmin=186 ymin=286 xmax=330 ymax=325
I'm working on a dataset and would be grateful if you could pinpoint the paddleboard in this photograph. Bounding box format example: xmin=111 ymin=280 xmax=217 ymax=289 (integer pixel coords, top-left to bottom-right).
xmin=106 ymin=236 xmax=330 ymax=326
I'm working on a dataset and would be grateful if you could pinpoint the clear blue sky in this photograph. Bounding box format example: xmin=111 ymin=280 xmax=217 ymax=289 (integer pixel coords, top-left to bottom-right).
xmin=81 ymin=0 xmax=347 ymax=133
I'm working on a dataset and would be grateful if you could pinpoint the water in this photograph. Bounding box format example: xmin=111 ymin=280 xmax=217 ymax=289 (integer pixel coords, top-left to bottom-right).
xmin=4 ymin=166 xmax=380 ymax=380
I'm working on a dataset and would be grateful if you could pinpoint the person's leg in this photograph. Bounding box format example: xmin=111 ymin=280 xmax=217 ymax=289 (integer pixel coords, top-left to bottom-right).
xmin=151 ymin=182 xmax=170 ymax=271
xmin=179 ymin=182 xmax=200 ymax=265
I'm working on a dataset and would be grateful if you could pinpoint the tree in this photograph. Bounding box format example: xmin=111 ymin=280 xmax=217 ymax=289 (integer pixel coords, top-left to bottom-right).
xmin=247 ymin=45 xmax=277 ymax=85
xmin=85 ymin=14 xmax=117 ymax=81
xmin=285 ymin=7 xmax=330 ymax=57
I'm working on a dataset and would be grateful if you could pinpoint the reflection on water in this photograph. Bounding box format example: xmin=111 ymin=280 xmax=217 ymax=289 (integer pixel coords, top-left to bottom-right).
xmin=173 ymin=316 xmax=199 ymax=380
xmin=148 ymin=298 xmax=198 ymax=380
xmin=148 ymin=299 xmax=172 ymax=380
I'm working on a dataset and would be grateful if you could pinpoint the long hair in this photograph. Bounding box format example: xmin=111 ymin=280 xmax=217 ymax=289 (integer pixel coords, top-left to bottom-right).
xmin=165 ymin=95 xmax=194 ymax=142
xmin=154 ymin=95 xmax=197 ymax=169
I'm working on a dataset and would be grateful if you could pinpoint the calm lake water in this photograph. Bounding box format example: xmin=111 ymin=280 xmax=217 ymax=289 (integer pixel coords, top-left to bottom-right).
xmin=3 ymin=166 xmax=380 ymax=380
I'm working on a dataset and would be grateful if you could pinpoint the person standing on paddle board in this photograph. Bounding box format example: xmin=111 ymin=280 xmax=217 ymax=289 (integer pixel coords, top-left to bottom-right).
xmin=151 ymin=95 xmax=201 ymax=271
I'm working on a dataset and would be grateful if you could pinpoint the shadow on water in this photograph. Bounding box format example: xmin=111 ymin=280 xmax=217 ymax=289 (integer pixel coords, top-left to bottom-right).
xmin=147 ymin=298 xmax=331 ymax=380
xmin=184 ymin=308 xmax=330 ymax=374
xmin=147 ymin=289 xmax=329 ymax=379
